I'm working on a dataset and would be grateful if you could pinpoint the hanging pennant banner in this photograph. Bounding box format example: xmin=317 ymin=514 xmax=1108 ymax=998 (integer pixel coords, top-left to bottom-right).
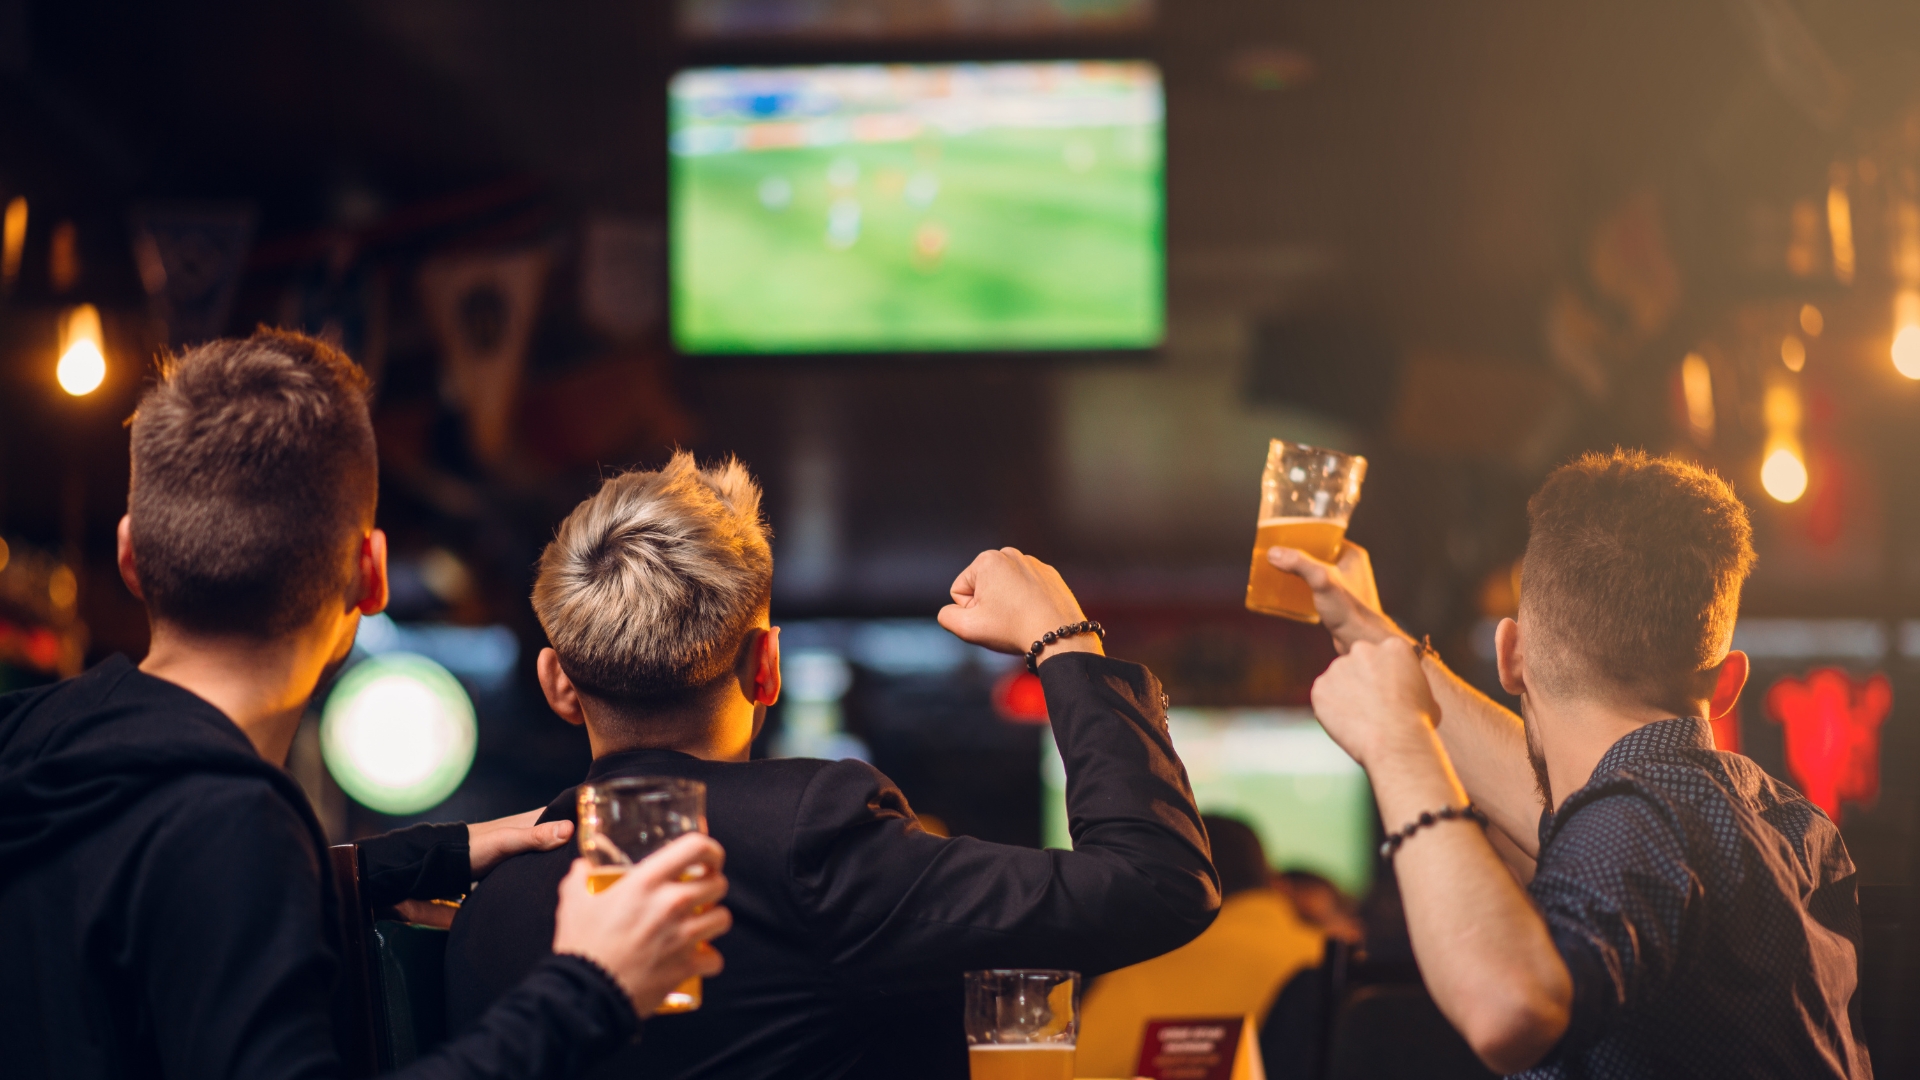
xmin=579 ymin=216 xmax=663 ymax=343
xmin=418 ymin=248 xmax=551 ymax=467
xmin=129 ymin=203 xmax=257 ymax=347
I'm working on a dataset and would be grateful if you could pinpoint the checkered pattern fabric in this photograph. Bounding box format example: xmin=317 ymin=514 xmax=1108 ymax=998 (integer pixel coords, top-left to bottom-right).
xmin=1517 ymin=716 xmax=1872 ymax=1079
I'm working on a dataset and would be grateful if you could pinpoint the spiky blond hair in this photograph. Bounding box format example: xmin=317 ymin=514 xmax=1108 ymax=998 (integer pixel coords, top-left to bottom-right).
xmin=533 ymin=452 xmax=772 ymax=702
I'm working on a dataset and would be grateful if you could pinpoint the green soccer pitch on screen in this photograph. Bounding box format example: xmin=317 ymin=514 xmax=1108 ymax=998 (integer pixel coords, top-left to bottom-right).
xmin=1044 ymin=709 xmax=1378 ymax=898
xmin=669 ymin=61 xmax=1165 ymax=355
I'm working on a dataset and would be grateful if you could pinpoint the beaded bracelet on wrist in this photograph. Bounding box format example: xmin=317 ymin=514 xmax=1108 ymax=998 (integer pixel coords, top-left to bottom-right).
xmin=1025 ymin=619 xmax=1105 ymax=674
xmin=1379 ymin=803 xmax=1488 ymax=860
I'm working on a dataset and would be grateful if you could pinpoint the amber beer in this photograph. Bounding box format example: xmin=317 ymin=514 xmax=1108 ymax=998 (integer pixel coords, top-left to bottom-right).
xmin=967 ymin=1044 xmax=1075 ymax=1080
xmin=1246 ymin=516 xmax=1347 ymax=621
xmin=585 ymin=867 xmax=702 ymax=1013
xmin=1244 ymin=440 xmax=1367 ymax=623
xmin=578 ymin=776 xmax=708 ymax=1015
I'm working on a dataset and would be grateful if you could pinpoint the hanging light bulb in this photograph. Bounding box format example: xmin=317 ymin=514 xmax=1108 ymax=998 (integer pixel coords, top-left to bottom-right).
xmin=1759 ymin=378 xmax=1807 ymax=503
xmin=1761 ymin=443 xmax=1809 ymax=503
xmin=56 ymin=304 xmax=107 ymax=396
xmin=1895 ymin=288 xmax=1920 ymax=381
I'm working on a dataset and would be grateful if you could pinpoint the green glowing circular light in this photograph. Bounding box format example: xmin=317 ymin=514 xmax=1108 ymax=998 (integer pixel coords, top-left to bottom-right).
xmin=321 ymin=652 xmax=476 ymax=815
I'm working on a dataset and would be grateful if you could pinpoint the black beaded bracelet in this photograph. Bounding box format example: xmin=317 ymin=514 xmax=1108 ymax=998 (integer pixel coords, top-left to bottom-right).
xmin=1025 ymin=619 xmax=1105 ymax=674
xmin=1379 ymin=803 xmax=1488 ymax=860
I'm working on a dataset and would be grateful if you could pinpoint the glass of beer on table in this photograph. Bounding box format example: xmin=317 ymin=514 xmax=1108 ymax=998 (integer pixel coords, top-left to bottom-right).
xmin=964 ymin=969 xmax=1079 ymax=1080
xmin=1245 ymin=438 xmax=1367 ymax=622
xmin=577 ymin=776 xmax=708 ymax=1013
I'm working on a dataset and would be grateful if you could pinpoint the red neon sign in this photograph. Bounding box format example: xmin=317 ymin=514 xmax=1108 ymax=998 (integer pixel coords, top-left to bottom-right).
xmin=1764 ymin=668 xmax=1891 ymax=822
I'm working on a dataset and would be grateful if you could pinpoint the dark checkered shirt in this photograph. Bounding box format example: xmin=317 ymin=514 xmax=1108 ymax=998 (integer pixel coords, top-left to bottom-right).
xmin=1517 ymin=716 xmax=1872 ymax=1079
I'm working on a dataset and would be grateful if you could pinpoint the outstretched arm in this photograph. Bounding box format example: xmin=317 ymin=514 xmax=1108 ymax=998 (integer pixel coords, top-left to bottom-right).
xmin=1268 ymin=544 xmax=1546 ymax=857
xmin=1311 ymin=639 xmax=1570 ymax=1074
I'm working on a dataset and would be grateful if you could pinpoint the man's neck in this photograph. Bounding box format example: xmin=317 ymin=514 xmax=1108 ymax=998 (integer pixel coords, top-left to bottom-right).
xmin=1536 ymin=694 xmax=1707 ymax=812
xmin=140 ymin=624 xmax=337 ymax=764
xmin=584 ymin=703 xmax=758 ymax=764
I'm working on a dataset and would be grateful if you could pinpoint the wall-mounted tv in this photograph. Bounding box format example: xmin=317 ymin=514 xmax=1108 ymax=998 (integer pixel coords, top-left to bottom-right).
xmin=669 ymin=61 xmax=1165 ymax=356
xmin=676 ymin=0 xmax=1155 ymax=42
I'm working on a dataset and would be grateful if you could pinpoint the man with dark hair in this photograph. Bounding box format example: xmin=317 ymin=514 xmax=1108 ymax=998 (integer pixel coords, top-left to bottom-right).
xmin=0 ymin=329 xmax=734 ymax=1080
xmin=1271 ymin=448 xmax=1870 ymax=1077
xmin=446 ymin=455 xmax=1221 ymax=1080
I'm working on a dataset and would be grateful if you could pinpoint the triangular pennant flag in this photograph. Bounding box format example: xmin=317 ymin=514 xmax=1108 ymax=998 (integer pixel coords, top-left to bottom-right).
xmin=129 ymin=203 xmax=257 ymax=347
xmin=579 ymin=215 xmax=663 ymax=343
xmin=418 ymin=248 xmax=551 ymax=466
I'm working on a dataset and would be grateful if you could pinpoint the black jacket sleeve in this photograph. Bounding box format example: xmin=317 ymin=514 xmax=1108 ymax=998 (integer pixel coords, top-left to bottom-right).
xmin=789 ymin=652 xmax=1220 ymax=979
xmin=359 ymin=822 xmax=473 ymax=907
xmin=133 ymin=779 xmax=636 ymax=1080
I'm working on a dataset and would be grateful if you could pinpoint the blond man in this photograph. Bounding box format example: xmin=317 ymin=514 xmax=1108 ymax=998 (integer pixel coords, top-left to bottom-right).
xmin=447 ymin=452 xmax=1220 ymax=1080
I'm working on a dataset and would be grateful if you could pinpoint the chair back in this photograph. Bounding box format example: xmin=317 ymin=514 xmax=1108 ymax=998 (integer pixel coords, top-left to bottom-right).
xmin=1858 ymin=883 xmax=1917 ymax=1074
xmin=328 ymin=843 xmax=453 ymax=1074
xmin=1324 ymin=984 xmax=1494 ymax=1080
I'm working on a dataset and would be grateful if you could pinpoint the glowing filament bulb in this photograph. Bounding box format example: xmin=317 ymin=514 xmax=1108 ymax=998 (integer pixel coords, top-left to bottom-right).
xmin=1761 ymin=444 xmax=1809 ymax=503
xmin=57 ymin=304 xmax=106 ymax=396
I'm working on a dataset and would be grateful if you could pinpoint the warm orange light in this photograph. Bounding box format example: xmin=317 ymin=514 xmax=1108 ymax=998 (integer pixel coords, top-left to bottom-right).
xmin=1762 ymin=443 xmax=1809 ymax=503
xmin=1 ymin=196 xmax=24 ymax=290
xmin=1799 ymin=304 xmax=1823 ymax=337
xmin=1895 ymin=289 xmax=1920 ymax=381
xmin=1680 ymin=352 xmax=1715 ymax=442
xmin=1827 ymin=180 xmax=1855 ymax=285
xmin=1780 ymin=335 xmax=1806 ymax=372
xmin=57 ymin=304 xmax=106 ymax=396
xmin=1895 ymin=327 xmax=1920 ymax=381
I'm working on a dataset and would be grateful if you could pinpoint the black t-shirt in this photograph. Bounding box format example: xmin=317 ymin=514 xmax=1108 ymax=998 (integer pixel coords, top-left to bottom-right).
xmin=0 ymin=655 xmax=638 ymax=1080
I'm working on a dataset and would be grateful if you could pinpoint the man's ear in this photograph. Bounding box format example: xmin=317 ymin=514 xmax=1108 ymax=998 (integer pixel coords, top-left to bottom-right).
xmin=353 ymin=529 xmax=389 ymax=616
xmin=1495 ymin=617 xmax=1526 ymax=697
xmin=116 ymin=515 xmax=144 ymax=600
xmin=537 ymin=648 xmax=588 ymax=728
xmin=748 ymin=626 xmax=781 ymax=708
xmin=1709 ymin=650 xmax=1750 ymax=722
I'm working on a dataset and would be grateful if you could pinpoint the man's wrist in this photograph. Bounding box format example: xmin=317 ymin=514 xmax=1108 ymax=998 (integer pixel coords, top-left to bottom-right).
xmin=1034 ymin=635 xmax=1104 ymax=666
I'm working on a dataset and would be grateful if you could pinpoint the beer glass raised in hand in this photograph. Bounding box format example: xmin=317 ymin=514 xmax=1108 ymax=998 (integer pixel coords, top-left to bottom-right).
xmin=964 ymin=969 xmax=1078 ymax=1080
xmin=578 ymin=776 xmax=708 ymax=1013
xmin=1245 ymin=439 xmax=1367 ymax=623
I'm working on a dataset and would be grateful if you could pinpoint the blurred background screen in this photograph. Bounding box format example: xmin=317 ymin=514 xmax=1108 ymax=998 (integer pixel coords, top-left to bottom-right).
xmin=1043 ymin=709 xmax=1376 ymax=896
xmin=676 ymin=0 xmax=1156 ymax=42
xmin=669 ymin=61 xmax=1165 ymax=355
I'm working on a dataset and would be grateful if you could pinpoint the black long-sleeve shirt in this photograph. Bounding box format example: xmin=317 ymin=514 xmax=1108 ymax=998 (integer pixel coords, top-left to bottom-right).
xmin=1519 ymin=717 xmax=1870 ymax=1078
xmin=447 ymin=652 xmax=1221 ymax=1080
xmin=0 ymin=655 xmax=639 ymax=1080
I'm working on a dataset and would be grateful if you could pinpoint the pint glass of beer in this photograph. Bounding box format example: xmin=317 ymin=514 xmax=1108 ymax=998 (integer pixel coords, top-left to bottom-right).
xmin=577 ymin=776 xmax=708 ymax=1013
xmin=964 ymin=969 xmax=1079 ymax=1080
xmin=1245 ymin=439 xmax=1368 ymax=622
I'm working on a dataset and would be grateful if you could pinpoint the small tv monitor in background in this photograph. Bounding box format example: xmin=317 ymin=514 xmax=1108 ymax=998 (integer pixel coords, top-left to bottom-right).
xmin=669 ymin=61 xmax=1165 ymax=356
xmin=1045 ymin=709 xmax=1377 ymax=898
xmin=677 ymin=0 xmax=1155 ymax=42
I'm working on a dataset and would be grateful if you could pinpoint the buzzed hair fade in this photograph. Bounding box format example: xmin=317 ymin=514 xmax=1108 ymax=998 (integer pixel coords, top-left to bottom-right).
xmin=533 ymin=452 xmax=773 ymax=712
xmin=1520 ymin=448 xmax=1756 ymax=707
xmin=128 ymin=328 xmax=377 ymax=637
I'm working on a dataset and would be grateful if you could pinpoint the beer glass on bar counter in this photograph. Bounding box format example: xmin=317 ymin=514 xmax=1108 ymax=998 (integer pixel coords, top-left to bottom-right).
xmin=964 ymin=969 xmax=1079 ymax=1080
xmin=1245 ymin=439 xmax=1367 ymax=622
xmin=578 ymin=776 xmax=709 ymax=1013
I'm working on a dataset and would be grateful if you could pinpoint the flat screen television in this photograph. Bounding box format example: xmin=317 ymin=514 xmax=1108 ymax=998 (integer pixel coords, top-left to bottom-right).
xmin=669 ymin=61 xmax=1165 ymax=355
xmin=1044 ymin=709 xmax=1376 ymax=896
xmin=676 ymin=0 xmax=1155 ymax=42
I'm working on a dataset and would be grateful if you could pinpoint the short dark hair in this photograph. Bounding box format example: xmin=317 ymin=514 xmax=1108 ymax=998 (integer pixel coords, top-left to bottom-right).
xmin=1202 ymin=815 xmax=1273 ymax=897
xmin=128 ymin=328 xmax=376 ymax=637
xmin=1521 ymin=448 xmax=1755 ymax=705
